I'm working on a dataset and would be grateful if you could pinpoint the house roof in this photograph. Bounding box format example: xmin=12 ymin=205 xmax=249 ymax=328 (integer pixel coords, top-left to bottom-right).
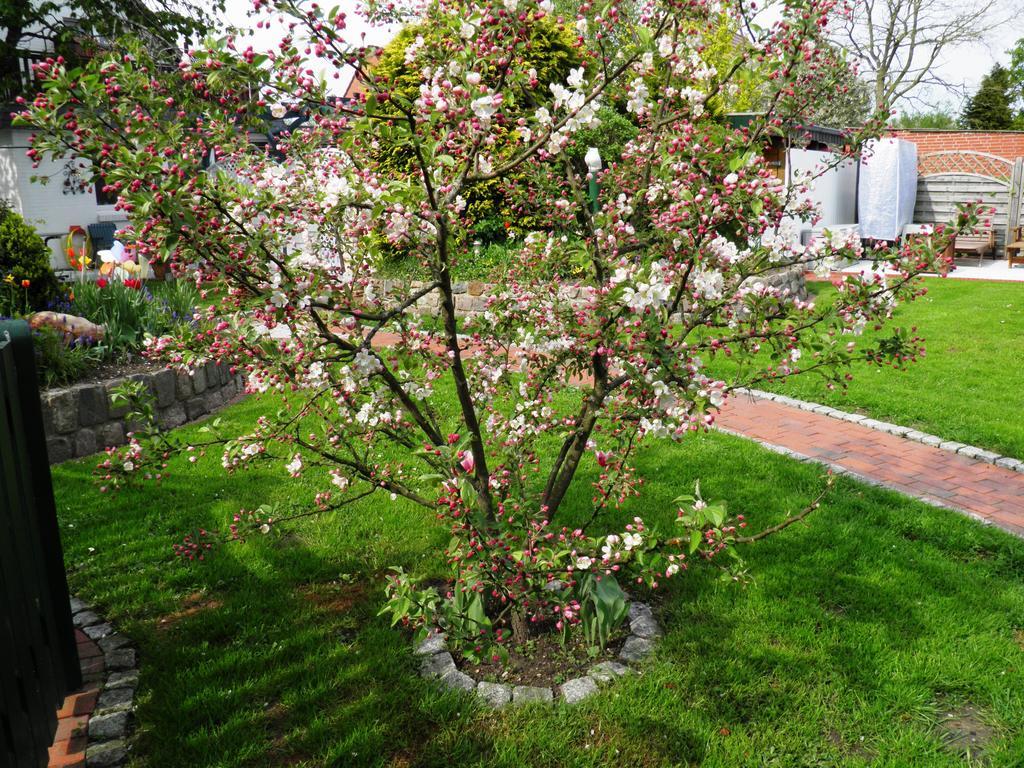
xmin=726 ymin=113 xmax=849 ymax=148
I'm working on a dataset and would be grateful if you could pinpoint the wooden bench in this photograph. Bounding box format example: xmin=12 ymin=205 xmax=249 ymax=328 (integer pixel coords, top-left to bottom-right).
xmin=902 ymin=224 xmax=954 ymax=273
xmin=953 ymin=229 xmax=995 ymax=266
xmin=1008 ymin=225 xmax=1024 ymax=269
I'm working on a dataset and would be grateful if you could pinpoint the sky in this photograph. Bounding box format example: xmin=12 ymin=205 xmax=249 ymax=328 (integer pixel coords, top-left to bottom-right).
xmin=219 ymin=0 xmax=1022 ymax=116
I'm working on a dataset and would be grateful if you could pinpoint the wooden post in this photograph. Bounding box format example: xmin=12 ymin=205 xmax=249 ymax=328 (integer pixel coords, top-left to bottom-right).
xmin=0 ymin=321 xmax=81 ymax=768
xmin=1006 ymin=158 xmax=1023 ymax=257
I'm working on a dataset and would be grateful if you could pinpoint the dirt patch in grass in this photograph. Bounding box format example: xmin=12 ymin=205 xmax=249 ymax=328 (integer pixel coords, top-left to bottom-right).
xmin=297 ymin=578 xmax=370 ymax=614
xmin=827 ymin=729 xmax=875 ymax=761
xmin=252 ymin=701 xmax=316 ymax=768
xmin=156 ymin=591 xmax=223 ymax=632
xmin=934 ymin=701 xmax=995 ymax=763
xmin=460 ymin=625 xmax=626 ymax=687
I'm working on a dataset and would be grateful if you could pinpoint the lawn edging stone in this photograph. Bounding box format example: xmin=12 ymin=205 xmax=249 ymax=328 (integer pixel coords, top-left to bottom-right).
xmin=413 ymin=599 xmax=659 ymax=708
xmin=66 ymin=596 xmax=140 ymax=768
xmin=739 ymin=388 xmax=1024 ymax=473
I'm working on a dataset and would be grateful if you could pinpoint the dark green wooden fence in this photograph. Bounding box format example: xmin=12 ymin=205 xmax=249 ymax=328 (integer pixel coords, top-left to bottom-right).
xmin=0 ymin=320 xmax=81 ymax=768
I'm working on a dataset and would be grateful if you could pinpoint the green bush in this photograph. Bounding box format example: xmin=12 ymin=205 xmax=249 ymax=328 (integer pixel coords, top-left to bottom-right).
xmin=567 ymin=106 xmax=639 ymax=167
xmin=372 ymin=18 xmax=581 ymax=239
xmin=0 ymin=200 xmax=60 ymax=310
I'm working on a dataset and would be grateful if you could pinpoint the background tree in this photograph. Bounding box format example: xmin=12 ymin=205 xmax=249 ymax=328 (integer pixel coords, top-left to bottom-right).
xmin=829 ymin=0 xmax=1001 ymax=113
xmin=962 ymin=64 xmax=1017 ymax=129
xmin=1008 ymin=36 xmax=1024 ymax=121
xmin=894 ymin=107 xmax=958 ymax=129
xmin=806 ymin=56 xmax=874 ymax=127
xmin=1 ymin=0 xmax=223 ymax=103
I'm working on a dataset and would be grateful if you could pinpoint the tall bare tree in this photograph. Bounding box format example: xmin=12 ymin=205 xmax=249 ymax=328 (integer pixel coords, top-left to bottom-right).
xmin=830 ymin=0 xmax=1002 ymax=113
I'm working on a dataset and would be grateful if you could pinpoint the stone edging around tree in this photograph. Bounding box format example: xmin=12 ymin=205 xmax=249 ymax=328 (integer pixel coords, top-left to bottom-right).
xmin=415 ymin=600 xmax=662 ymax=707
xmin=42 ymin=362 xmax=246 ymax=465
xmin=737 ymin=388 xmax=1024 ymax=474
xmin=68 ymin=597 xmax=139 ymax=768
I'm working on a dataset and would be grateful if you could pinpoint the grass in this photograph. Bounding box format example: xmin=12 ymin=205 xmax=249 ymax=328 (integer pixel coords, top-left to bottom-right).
xmin=717 ymin=278 xmax=1024 ymax=460
xmin=52 ymin=394 xmax=1024 ymax=767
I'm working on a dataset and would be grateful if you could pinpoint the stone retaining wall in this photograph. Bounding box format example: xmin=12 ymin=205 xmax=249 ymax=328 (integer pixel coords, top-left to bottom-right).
xmin=42 ymin=362 xmax=245 ymax=464
xmin=374 ymin=264 xmax=808 ymax=321
xmin=752 ymin=263 xmax=808 ymax=299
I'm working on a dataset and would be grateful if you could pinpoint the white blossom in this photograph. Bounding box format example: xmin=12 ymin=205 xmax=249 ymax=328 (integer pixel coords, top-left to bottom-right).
xmin=626 ymin=78 xmax=649 ymax=115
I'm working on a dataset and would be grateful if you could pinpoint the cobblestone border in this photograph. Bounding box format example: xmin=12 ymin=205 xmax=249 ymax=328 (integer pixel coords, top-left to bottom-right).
xmin=68 ymin=597 xmax=139 ymax=767
xmin=738 ymin=388 xmax=1024 ymax=474
xmin=415 ymin=599 xmax=661 ymax=707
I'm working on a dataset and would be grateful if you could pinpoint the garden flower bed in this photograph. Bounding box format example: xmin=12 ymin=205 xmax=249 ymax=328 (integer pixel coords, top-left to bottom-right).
xmin=30 ymin=279 xmax=202 ymax=389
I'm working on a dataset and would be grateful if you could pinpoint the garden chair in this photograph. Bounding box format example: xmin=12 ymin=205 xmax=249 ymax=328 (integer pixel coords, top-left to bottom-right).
xmin=952 ymin=229 xmax=995 ymax=267
xmin=87 ymin=221 xmax=117 ymax=254
xmin=1008 ymin=225 xmax=1024 ymax=269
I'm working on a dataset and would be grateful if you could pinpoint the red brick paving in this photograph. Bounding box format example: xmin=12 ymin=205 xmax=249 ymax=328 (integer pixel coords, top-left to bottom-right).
xmin=370 ymin=331 xmax=1024 ymax=535
xmin=48 ymin=629 xmax=103 ymax=768
xmin=717 ymin=393 xmax=1024 ymax=535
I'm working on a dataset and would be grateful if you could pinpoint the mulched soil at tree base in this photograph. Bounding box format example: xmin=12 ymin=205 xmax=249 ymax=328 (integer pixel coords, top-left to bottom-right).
xmin=459 ymin=626 xmax=627 ymax=687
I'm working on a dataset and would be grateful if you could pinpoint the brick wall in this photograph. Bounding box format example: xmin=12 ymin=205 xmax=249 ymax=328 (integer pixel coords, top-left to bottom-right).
xmin=886 ymin=130 xmax=1024 ymax=163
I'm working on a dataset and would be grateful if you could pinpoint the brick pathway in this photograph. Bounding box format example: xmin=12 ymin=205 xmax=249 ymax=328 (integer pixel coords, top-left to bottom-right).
xmin=717 ymin=393 xmax=1024 ymax=537
xmin=48 ymin=630 xmax=103 ymax=768
xmin=369 ymin=331 xmax=1024 ymax=537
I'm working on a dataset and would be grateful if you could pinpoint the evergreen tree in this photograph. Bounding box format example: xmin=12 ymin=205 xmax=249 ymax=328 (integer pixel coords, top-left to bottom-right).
xmin=962 ymin=65 xmax=1015 ymax=130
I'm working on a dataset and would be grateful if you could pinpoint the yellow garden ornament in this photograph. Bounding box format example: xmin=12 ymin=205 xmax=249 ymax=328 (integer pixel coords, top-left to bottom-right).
xmin=65 ymin=226 xmax=92 ymax=274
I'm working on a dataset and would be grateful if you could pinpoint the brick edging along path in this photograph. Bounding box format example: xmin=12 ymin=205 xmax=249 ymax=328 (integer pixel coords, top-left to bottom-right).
xmin=716 ymin=393 xmax=1024 ymax=538
xmin=49 ymin=599 xmax=139 ymax=768
xmin=741 ymin=388 xmax=1024 ymax=473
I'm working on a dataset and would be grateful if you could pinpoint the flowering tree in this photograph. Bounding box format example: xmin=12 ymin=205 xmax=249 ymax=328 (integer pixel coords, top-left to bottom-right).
xmin=21 ymin=0 xmax=970 ymax=661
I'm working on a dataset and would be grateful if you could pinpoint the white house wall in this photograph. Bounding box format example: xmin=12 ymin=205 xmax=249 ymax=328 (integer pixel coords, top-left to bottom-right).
xmin=0 ymin=128 xmax=127 ymax=269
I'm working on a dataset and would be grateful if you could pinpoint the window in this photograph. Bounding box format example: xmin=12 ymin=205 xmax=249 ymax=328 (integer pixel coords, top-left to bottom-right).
xmin=94 ymin=178 xmax=118 ymax=206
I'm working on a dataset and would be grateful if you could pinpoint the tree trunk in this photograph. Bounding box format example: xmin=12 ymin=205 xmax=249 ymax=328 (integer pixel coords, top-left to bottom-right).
xmin=510 ymin=608 xmax=529 ymax=645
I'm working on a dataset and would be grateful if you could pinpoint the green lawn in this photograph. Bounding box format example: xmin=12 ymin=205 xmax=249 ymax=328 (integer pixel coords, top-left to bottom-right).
xmin=52 ymin=395 xmax=1024 ymax=767
xmin=721 ymin=278 xmax=1024 ymax=460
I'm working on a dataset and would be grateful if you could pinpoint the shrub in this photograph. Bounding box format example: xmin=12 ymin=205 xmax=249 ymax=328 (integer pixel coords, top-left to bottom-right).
xmin=0 ymin=200 xmax=60 ymax=310
xmin=566 ymin=107 xmax=639 ymax=167
xmin=372 ymin=17 xmax=581 ymax=239
xmin=23 ymin=0 xmax=969 ymax=662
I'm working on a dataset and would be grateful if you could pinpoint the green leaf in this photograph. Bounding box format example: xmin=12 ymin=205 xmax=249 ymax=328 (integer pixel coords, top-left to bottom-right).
xmin=689 ymin=529 xmax=702 ymax=553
